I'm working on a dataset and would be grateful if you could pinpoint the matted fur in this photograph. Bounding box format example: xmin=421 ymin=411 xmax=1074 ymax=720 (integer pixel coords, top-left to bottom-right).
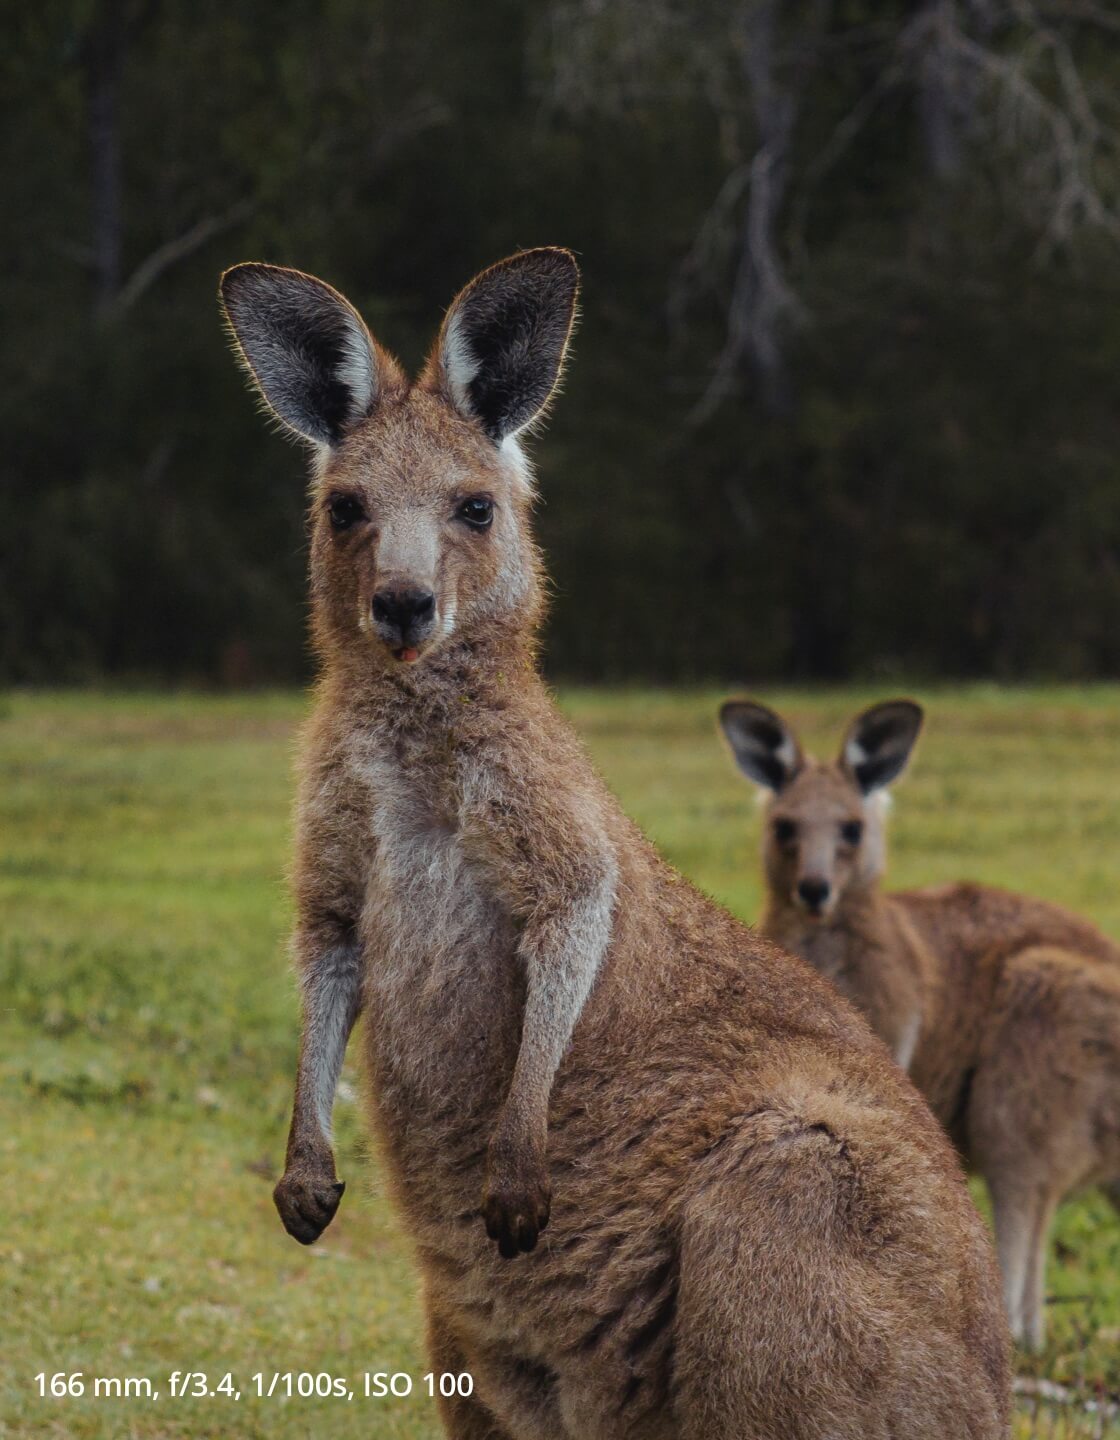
xmin=730 ymin=697 xmax=1120 ymax=1352
xmin=221 ymin=257 xmax=1010 ymax=1438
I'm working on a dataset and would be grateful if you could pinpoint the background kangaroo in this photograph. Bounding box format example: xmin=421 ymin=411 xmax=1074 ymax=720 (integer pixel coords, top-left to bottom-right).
xmin=221 ymin=250 xmax=1009 ymax=1438
xmin=721 ymin=696 xmax=1120 ymax=1352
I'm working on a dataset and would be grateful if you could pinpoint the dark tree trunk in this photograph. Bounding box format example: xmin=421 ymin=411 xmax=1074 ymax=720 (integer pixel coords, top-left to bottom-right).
xmin=916 ymin=0 xmax=962 ymax=181
xmin=83 ymin=0 xmax=126 ymax=318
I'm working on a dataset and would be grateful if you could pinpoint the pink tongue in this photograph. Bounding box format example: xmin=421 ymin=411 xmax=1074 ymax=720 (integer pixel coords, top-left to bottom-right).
xmin=399 ymin=647 xmax=419 ymax=663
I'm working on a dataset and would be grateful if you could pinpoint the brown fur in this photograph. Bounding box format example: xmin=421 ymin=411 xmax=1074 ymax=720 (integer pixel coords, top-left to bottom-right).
xmin=221 ymin=255 xmax=1010 ymax=1437
xmin=727 ymin=697 xmax=1120 ymax=1351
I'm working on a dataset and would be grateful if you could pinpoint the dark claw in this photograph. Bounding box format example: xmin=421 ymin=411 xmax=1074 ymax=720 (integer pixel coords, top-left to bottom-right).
xmin=482 ymin=1181 xmax=551 ymax=1258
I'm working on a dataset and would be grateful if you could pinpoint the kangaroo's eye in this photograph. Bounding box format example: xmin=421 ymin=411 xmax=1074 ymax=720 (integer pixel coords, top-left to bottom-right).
xmin=327 ymin=494 xmax=365 ymax=532
xmin=457 ymin=496 xmax=494 ymax=531
xmin=773 ymin=818 xmax=797 ymax=846
xmin=840 ymin=820 xmax=864 ymax=846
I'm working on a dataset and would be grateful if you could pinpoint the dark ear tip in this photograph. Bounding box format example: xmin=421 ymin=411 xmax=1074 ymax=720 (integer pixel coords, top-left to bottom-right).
xmin=220 ymin=260 xmax=261 ymax=287
xmin=719 ymin=697 xmax=770 ymax=724
xmin=889 ymin=697 xmax=925 ymax=727
xmin=218 ymin=262 xmax=273 ymax=313
xmin=499 ymin=246 xmax=580 ymax=292
xmin=219 ymin=261 xmax=322 ymax=306
xmin=859 ymin=696 xmax=924 ymax=726
xmin=718 ymin=698 xmax=749 ymax=728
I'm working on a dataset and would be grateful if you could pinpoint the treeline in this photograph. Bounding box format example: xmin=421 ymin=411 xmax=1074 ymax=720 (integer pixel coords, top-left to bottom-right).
xmin=5 ymin=0 xmax=1120 ymax=684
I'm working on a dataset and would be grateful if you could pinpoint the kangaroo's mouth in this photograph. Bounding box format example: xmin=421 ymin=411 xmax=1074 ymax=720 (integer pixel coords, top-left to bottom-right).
xmin=392 ymin=647 xmax=421 ymax=664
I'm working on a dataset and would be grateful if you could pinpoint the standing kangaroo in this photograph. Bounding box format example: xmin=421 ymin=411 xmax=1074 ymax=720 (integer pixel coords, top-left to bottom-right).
xmin=221 ymin=249 xmax=1009 ymax=1438
xmin=721 ymin=696 xmax=1120 ymax=1352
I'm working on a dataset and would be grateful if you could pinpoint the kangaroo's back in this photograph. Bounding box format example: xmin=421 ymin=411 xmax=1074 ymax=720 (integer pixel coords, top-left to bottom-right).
xmin=894 ymin=879 xmax=1119 ymax=969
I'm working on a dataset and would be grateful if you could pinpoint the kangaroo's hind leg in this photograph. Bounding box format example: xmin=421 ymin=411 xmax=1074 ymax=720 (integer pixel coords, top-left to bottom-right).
xmin=672 ymin=1121 xmax=1008 ymax=1440
xmin=967 ymin=945 xmax=1118 ymax=1352
xmin=1019 ymin=1188 xmax=1059 ymax=1353
xmin=986 ymin=1177 xmax=1035 ymax=1348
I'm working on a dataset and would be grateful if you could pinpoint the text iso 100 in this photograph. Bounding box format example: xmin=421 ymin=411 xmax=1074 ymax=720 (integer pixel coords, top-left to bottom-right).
xmin=364 ymin=1372 xmax=475 ymax=1400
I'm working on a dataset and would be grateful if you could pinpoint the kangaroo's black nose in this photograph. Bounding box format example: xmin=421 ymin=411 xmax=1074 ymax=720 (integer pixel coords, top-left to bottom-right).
xmin=797 ymin=877 xmax=831 ymax=912
xmin=372 ymin=587 xmax=436 ymax=641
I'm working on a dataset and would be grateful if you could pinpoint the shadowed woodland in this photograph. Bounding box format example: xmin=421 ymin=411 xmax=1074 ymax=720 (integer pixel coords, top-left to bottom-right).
xmin=5 ymin=1 xmax=1120 ymax=683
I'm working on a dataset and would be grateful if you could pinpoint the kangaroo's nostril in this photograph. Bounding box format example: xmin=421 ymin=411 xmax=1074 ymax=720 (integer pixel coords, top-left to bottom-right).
xmin=371 ymin=587 xmax=437 ymax=638
xmin=797 ymin=878 xmax=831 ymax=909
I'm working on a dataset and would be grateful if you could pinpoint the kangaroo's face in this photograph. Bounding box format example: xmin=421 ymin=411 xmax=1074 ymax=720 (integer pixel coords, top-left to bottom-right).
xmin=309 ymin=397 xmax=537 ymax=662
xmin=719 ymin=699 xmax=924 ymax=924
xmin=220 ymin=250 xmax=578 ymax=667
xmin=761 ymin=763 xmax=885 ymax=920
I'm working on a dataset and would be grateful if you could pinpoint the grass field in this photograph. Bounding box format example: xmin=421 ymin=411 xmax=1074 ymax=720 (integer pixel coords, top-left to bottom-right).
xmin=4 ymin=686 xmax=1120 ymax=1438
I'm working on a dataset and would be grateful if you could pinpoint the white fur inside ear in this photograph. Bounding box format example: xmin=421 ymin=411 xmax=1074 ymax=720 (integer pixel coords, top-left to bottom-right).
xmin=499 ymin=435 xmax=535 ymax=497
xmin=844 ymin=736 xmax=869 ymax=770
xmin=868 ymin=790 xmax=892 ymax=815
xmin=442 ymin=309 xmax=480 ymax=415
xmin=337 ymin=314 xmax=377 ymax=415
xmin=775 ymin=735 xmax=798 ymax=772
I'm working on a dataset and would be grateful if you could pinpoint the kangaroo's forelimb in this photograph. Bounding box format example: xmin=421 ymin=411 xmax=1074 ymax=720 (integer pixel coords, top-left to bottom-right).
xmin=475 ymin=793 xmax=618 ymax=1258
xmin=274 ymin=931 xmax=363 ymax=1244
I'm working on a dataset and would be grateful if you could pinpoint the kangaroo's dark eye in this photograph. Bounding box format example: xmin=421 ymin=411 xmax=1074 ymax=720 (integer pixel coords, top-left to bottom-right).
xmin=773 ymin=818 xmax=797 ymax=846
xmin=457 ymin=496 xmax=494 ymax=531
xmin=840 ymin=820 xmax=864 ymax=846
xmin=327 ymin=494 xmax=365 ymax=532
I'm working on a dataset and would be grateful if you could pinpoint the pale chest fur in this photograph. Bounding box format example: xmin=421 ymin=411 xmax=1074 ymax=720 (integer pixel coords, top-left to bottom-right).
xmin=345 ymin=738 xmax=524 ymax=1169
xmin=769 ymin=906 xmax=925 ymax=1072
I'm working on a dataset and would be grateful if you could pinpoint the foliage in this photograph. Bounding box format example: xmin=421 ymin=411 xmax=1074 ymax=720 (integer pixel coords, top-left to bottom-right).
xmin=5 ymin=3 xmax=1120 ymax=683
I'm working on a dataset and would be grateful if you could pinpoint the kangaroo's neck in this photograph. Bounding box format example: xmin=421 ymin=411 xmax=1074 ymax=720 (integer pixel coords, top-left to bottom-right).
xmin=764 ymin=881 xmax=893 ymax=979
xmin=323 ymin=620 xmax=543 ymax=739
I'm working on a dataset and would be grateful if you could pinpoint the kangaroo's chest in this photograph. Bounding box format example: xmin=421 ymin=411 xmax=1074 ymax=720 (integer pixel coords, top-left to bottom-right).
xmin=352 ymin=750 xmax=523 ymax=1140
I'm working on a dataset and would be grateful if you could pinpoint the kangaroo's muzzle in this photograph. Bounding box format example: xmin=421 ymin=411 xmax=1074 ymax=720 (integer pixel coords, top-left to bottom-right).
xmin=371 ymin=586 xmax=437 ymax=662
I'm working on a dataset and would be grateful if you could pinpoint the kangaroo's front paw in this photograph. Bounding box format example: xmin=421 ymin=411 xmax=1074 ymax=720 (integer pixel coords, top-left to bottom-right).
xmin=482 ymin=1169 xmax=551 ymax=1259
xmin=273 ymin=1168 xmax=345 ymax=1245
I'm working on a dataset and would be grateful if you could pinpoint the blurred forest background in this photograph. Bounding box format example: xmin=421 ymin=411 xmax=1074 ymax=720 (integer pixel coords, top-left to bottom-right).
xmin=6 ymin=0 xmax=1120 ymax=686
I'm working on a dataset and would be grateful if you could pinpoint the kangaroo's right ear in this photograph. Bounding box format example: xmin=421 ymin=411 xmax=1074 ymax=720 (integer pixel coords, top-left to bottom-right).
xmin=220 ymin=263 xmax=394 ymax=447
xmin=427 ymin=247 xmax=580 ymax=444
xmin=719 ymin=701 xmax=804 ymax=792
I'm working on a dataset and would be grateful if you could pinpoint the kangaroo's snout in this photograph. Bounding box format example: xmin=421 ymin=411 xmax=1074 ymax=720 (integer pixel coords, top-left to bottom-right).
xmin=797 ymin=876 xmax=831 ymax=916
xmin=372 ymin=585 xmax=437 ymax=659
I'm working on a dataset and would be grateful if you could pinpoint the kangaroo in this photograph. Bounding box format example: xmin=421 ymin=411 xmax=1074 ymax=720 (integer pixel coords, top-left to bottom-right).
xmin=220 ymin=250 xmax=1010 ymax=1438
xmin=721 ymin=695 xmax=1120 ymax=1352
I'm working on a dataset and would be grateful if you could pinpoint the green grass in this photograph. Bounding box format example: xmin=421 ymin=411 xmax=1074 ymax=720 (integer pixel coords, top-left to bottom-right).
xmin=4 ymin=686 xmax=1120 ymax=1437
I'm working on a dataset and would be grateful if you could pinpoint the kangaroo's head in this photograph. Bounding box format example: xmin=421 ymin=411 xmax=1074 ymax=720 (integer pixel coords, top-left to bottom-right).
xmin=220 ymin=249 xmax=578 ymax=669
xmin=719 ymin=699 xmax=924 ymax=923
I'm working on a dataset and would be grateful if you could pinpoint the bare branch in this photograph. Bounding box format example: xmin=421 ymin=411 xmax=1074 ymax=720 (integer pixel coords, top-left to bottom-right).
xmin=789 ymin=58 xmax=905 ymax=266
xmin=538 ymin=0 xmax=1120 ymax=420
xmin=110 ymin=200 xmax=254 ymax=318
xmin=368 ymin=95 xmax=451 ymax=169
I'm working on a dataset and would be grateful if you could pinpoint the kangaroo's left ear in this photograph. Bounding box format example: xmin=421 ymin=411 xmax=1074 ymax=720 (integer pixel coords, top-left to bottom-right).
xmin=427 ymin=248 xmax=579 ymax=443
xmin=839 ymin=700 xmax=924 ymax=795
